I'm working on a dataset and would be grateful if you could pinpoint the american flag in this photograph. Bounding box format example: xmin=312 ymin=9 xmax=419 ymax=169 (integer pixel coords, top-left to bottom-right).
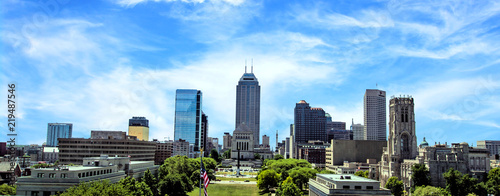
xmin=200 ymin=159 xmax=210 ymax=196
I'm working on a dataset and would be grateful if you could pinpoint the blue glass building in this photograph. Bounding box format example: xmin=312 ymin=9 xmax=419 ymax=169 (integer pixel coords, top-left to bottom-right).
xmin=46 ymin=123 xmax=73 ymax=147
xmin=174 ymin=89 xmax=203 ymax=151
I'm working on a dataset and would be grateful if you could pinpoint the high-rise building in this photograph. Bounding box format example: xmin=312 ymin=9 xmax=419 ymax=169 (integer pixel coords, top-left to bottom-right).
xmin=46 ymin=123 xmax=72 ymax=147
xmin=223 ymin=132 xmax=232 ymax=150
xmin=363 ymin=89 xmax=387 ymax=141
xmin=201 ymin=113 xmax=208 ymax=156
xmin=235 ymin=66 xmax=261 ymax=147
xmin=294 ymin=100 xmax=327 ymax=143
xmin=262 ymin=135 xmax=270 ymax=148
xmin=128 ymin=117 xmax=149 ymax=141
xmin=351 ymin=119 xmax=365 ymax=140
xmin=477 ymin=140 xmax=500 ymax=158
xmin=174 ymin=89 xmax=203 ymax=152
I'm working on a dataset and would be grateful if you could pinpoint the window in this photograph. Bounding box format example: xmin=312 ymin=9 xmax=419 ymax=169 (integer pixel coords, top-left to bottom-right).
xmin=37 ymin=173 xmax=45 ymax=178
xmin=367 ymin=186 xmax=374 ymax=190
xmin=343 ymin=186 xmax=350 ymax=189
xmin=78 ymin=173 xmax=81 ymax=178
xmin=31 ymin=191 xmax=39 ymax=196
xmin=355 ymin=186 xmax=362 ymax=190
xmin=61 ymin=174 xmax=67 ymax=178
xmin=49 ymin=173 xmax=55 ymax=178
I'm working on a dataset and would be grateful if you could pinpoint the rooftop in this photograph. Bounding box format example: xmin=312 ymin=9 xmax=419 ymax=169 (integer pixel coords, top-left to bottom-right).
xmin=318 ymin=174 xmax=380 ymax=183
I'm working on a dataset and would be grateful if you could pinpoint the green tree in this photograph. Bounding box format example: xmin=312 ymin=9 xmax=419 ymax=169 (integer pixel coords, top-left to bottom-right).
xmin=385 ymin=176 xmax=404 ymax=196
xmin=319 ymin=169 xmax=336 ymax=174
xmin=265 ymin=159 xmax=311 ymax=174
xmin=354 ymin=170 xmax=368 ymax=178
xmin=254 ymin=153 xmax=261 ymax=160
xmin=257 ymin=169 xmax=279 ymax=192
xmin=118 ymin=177 xmax=153 ymax=196
xmin=142 ymin=169 xmax=158 ymax=196
xmin=413 ymin=186 xmax=449 ymax=196
xmin=223 ymin=149 xmax=231 ymax=159
xmin=289 ymin=167 xmax=317 ymax=190
xmin=159 ymin=173 xmax=192 ymax=196
xmin=60 ymin=180 xmax=133 ymax=196
xmin=274 ymin=154 xmax=284 ymax=160
xmin=412 ymin=164 xmax=431 ymax=188
xmin=487 ymin=168 xmax=500 ymax=195
xmin=276 ymin=177 xmax=302 ymax=196
xmin=210 ymin=149 xmax=220 ymax=163
xmin=0 ymin=184 xmax=16 ymax=195
xmin=444 ymin=168 xmax=463 ymax=196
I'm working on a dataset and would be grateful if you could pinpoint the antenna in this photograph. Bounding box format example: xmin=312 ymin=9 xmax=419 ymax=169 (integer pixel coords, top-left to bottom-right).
xmin=245 ymin=59 xmax=247 ymax=73
xmin=376 ymin=83 xmax=378 ymax=88
xmin=251 ymin=58 xmax=253 ymax=73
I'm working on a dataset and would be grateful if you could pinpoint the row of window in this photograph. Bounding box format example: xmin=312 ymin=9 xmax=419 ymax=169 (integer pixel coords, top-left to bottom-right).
xmin=37 ymin=173 xmax=67 ymax=178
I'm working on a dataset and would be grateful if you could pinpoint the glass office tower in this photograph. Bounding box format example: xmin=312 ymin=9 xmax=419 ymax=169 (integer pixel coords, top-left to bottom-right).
xmin=46 ymin=123 xmax=73 ymax=147
xmin=174 ymin=89 xmax=202 ymax=151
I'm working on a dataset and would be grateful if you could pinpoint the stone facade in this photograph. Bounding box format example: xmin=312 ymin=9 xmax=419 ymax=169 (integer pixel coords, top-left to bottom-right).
xmin=231 ymin=123 xmax=254 ymax=160
xmin=326 ymin=140 xmax=386 ymax=167
xmin=379 ymin=96 xmax=417 ymax=186
xmin=379 ymin=96 xmax=491 ymax=191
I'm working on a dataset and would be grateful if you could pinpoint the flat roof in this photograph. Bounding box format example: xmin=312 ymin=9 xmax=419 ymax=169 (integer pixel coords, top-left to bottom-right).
xmin=36 ymin=166 xmax=108 ymax=171
xmin=318 ymin=174 xmax=380 ymax=183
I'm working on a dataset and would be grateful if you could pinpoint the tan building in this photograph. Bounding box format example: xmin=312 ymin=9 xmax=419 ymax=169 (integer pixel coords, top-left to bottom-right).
xmin=128 ymin=117 xmax=149 ymax=141
xmin=155 ymin=140 xmax=173 ymax=165
xmin=326 ymin=140 xmax=386 ymax=167
xmin=58 ymin=131 xmax=155 ymax=165
xmin=231 ymin=123 xmax=254 ymax=160
xmin=223 ymin=132 xmax=232 ymax=151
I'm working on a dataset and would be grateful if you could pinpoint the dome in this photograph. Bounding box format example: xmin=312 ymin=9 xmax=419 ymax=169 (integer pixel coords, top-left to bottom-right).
xmin=298 ymin=100 xmax=307 ymax=104
xmin=420 ymin=137 xmax=429 ymax=148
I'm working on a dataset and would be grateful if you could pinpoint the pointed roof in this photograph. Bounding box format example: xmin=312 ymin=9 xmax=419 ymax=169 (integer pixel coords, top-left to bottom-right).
xmin=234 ymin=122 xmax=252 ymax=133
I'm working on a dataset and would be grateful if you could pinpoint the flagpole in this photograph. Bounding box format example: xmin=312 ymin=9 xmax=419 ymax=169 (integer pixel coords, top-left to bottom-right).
xmin=199 ymin=148 xmax=203 ymax=196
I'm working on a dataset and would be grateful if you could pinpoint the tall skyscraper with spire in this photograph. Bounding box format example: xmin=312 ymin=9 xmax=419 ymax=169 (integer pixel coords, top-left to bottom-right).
xmin=235 ymin=64 xmax=261 ymax=147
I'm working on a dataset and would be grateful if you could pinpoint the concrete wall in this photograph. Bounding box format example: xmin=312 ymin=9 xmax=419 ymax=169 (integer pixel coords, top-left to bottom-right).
xmin=328 ymin=140 xmax=387 ymax=166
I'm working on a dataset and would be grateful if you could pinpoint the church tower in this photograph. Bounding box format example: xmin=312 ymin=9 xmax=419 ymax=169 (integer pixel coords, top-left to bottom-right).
xmin=388 ymin=96 xmax=417 ymax=160
xmin=380 ymin=95 xmax=417 ymax=185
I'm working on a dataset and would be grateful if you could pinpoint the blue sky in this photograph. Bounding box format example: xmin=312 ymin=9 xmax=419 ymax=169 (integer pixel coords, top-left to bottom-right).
xmin=1 ymin=0 xmax=500 ymax=148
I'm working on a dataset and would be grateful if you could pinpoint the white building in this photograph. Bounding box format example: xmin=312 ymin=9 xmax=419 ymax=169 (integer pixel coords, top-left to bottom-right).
xmin=309 ymin=174 xmax=391 ymax=196
xmin=363 ymin=89 xmax=386 ymax=141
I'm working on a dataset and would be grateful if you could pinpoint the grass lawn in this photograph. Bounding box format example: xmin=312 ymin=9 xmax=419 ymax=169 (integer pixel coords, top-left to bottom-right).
xmin=216 ymin=177 xmax=257 ymax=181
xmin=188 ymin=184 xmax=260 ymax=196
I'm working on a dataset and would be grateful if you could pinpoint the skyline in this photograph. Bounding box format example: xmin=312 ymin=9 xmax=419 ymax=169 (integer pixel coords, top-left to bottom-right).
xmin=1 ymin=0 xmax=500 ymax=148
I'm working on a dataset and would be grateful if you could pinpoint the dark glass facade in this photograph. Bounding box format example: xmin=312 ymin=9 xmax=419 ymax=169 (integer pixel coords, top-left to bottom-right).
xmin=174 ymin=89 xmax=202 ymax=151
xmin=129 ymin=117 xmax=149 ymax=127
xmin=235 ymin=71 xmax=261 ymax=147
xmin=294 ymin=100 xmax=327 ymax=143
xmin=46 ymin=123 xmax=73 ymax=147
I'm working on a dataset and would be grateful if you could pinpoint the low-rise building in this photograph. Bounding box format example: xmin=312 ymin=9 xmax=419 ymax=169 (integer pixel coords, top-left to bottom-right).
xmin=309 ymin=174 xmax=391 ymax=196
xmin=326 ymin=140 xmax=386 ymax=168
xmin=16 ymin=155 xmax=158 ymax=195
xmin=41 ymin=147 xmax=59 ymax=164
xmin=58 ymin=131 xmax=156 ymax=165
xmin=155 ymin=140 xmax=173 ymax=165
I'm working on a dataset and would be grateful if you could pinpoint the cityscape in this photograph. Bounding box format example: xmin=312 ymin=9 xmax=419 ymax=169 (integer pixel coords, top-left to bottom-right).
xmin=2 ymin=0 xmax=500 ymax=196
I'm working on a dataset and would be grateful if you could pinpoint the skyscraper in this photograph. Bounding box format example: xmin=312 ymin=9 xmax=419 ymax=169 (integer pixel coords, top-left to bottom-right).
xmin=201 ymin=112 xmax=208 ymax=156
xmin=294 ymin=100 xmax=327 ymax=143
xmin=128 ymin=116 xmax=149 ymax=141
xmin=363 ymin=89 xmax=387 ymax=141
xmin=46 ymin=123 xmax=72 ymax=147
xmin=174 ymin=89 xmax=203 ymax=152
xmin=262 ymin=135 xmax=270 ymax=148
xmin=235 ymin=66 xmax=261 ymax=147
